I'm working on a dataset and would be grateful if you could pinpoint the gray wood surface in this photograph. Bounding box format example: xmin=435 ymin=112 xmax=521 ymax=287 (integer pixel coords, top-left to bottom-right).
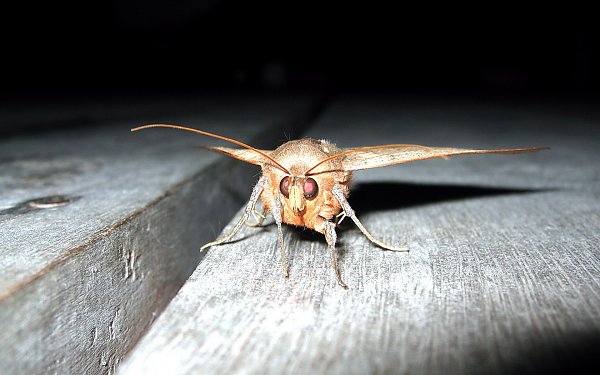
xmin=120 ymin=97 xmax=600 ymax=374
xmin=0 ymin=95 xmax=317 ymax=374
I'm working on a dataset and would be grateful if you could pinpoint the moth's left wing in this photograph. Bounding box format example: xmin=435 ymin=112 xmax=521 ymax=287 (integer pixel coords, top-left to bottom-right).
xmin=201 ymin=146 xmax=273 ymax=166
xmin=339 ymin=144 xmax=545 ymax=172
xmin=131 ymin=124 xmax=290 ymax=173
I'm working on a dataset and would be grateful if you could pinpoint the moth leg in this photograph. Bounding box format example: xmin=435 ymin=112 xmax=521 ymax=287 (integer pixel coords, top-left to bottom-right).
xmin=334 ymin=211 xmax=346 ymax=225
xmin=332 ymin=184 xmax=409 ymax=252
xmin=323 ymin=221 xmax=348 ymax=289
xmin=246 ymin=208 xmax=266 ymax=227
xmin=270 ymin=196 xmax=290 ymax=277
xmin=201 ymin=176 xmax=267 ymax=251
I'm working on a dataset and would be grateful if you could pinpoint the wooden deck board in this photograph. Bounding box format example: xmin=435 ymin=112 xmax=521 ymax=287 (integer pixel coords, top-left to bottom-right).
xmin=120 ymin=97 xmax=600 ymax=374
xmin=0 ymin=95 xmax=318 ymax=374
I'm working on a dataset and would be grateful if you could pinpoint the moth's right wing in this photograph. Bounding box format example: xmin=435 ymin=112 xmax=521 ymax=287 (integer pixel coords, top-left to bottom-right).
xmin=339 ymin=144 xmax=546 ymax=172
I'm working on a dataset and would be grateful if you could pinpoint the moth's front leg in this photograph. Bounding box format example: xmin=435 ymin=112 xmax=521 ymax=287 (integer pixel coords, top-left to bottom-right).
xmin=331 ymin=184 xmax=409 ymax=252
xmin=201 ymin=175 xmax=268 ymax=251
xmin=322 ymin=221 xmax=348 ymax=289
xmin=245 ymin=207 xmax=266 ymax=227
xmin=270 ymin=194 xmax=290 ymax=277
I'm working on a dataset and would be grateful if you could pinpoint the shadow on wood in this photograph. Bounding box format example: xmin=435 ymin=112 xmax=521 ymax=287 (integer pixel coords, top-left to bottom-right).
xmin=349 ymin=182 xmax=549 ymax=214
xmin=499 ymin=329 xmax=600 ymax=375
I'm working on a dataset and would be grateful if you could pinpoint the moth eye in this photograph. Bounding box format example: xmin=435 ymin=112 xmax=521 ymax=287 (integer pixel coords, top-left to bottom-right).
xmin=279 ymin=176 xmax=290 ymax=198
xmin=303 ymin=178 xmax=318 ymax=199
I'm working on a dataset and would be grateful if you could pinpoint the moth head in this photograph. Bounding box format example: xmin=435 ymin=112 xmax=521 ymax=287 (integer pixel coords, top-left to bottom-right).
xmin=279 ymin=175 xmax=319 ymax=216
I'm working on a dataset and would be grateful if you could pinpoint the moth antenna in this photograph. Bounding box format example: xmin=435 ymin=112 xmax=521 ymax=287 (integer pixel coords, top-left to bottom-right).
xmin=304 ymin=144 xmax=427 ymax=175
xmin=131 ymin=124 xmax=291 ymax=174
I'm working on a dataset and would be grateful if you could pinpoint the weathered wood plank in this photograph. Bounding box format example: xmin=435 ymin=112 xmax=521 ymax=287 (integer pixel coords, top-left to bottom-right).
xmin=0 ymin=95 xmax=319 ymax=374
xmin=120 ymin=97 xmax=600 ymax=374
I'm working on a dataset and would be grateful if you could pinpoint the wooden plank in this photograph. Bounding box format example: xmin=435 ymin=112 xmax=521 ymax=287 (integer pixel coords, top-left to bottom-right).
xmin=120 ymin=97 xmax=600 ymax=374
xmin=0 ymin=95 xmax=320 ymax=374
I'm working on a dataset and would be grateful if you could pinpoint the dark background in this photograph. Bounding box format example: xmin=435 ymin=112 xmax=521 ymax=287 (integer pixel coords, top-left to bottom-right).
xmin=1 ymin=1 xmax=598 ymax=134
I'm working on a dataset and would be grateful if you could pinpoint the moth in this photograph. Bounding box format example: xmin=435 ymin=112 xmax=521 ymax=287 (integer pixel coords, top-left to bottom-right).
xmin=132 ymin=124 xmax=543 ymax=288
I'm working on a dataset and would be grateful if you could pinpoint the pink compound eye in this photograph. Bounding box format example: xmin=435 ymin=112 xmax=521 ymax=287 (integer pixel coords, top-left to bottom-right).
xmin=303 ymin=178 xmax=318 ymax=199
xmin=279 ymin=176 xmax=290 ymax=198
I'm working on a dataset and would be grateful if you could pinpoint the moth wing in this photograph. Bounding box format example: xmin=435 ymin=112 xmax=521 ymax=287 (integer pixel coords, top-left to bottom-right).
xmin=340 ymin=144 xmax=544 ymax=171
xmin=201 ymin=146 xmax=274 ymax=166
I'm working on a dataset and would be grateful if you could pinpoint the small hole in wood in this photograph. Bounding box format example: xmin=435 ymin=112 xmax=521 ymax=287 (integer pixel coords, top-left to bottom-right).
xmin=28 ymin=195 xmax=73 ymax=209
